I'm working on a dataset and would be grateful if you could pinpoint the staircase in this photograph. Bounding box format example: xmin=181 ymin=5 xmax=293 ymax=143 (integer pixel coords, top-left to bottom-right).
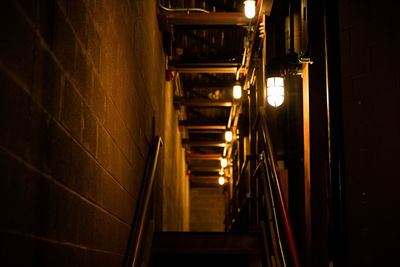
xmin=125 ymin=116 xmax=303 ymax=267
xmin=150 ymin=232 xmax=264 ymax=267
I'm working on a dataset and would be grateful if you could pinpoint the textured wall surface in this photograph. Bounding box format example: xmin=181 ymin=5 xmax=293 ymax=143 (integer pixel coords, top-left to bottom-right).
xmin=338 ymin=0 xmax=400 ymax=266
xmin=159 ymin=81 xmax=190 ymax=232
xmin=190 ymin=187 xmax=225 ymax=232
xmin=0 ymin=0 xmax=188 ymax=266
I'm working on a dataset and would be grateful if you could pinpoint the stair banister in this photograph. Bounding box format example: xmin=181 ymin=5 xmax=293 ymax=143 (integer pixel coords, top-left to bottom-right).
xmin=258 ymin=109 xmax=301 ymax=267
xmin=123 ymin=136 xmax=163 ymax=267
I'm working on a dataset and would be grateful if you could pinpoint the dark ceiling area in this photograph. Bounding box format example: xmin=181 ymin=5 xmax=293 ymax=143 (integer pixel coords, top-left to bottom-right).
xmin=159 ymin=0 xmax=269 ymax=186
xmin=159 ymin=0 xmax=281 ymax=187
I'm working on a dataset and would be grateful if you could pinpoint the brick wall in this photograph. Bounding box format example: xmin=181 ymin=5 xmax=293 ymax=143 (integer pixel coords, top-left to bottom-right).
xmin=338 ymin=0 xmax=400 ymax=265
xmin=190 ymin=187 xmax=225 ymax=232
xmin=0 ymin=0 xmax=188 ymax=266
xmin=159 ymin=81 xmax=190 ymax=232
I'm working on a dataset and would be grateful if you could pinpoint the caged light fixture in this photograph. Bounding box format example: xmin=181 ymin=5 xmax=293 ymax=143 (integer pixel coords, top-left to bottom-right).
xmin=266 ymin=77 xmax=285 ymax=107
xmin=233 ymin=82 xmax=242 ymax=99
xmin=244 ymin=0 xmax=256 ymax=19
xmin=221 ymin=158 xmax=228 ymax=168
xmin=225 ymin=131 xmax=233 ymax=142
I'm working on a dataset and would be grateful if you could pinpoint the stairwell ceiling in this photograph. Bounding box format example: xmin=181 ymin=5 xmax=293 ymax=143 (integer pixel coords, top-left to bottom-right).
xmin=162 ymin=0 xmax=251 ymax=186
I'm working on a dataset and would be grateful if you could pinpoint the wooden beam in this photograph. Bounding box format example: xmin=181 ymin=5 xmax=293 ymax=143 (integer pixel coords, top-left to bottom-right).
xmin=179 ymin=121 xmax=226 ymax=130
xmin=182 ymin=139 xmax=226 ymax=147
xmin=190 ymin=175 xmax=220 ymax=180
xmin=188 ymin=130 xmax=225 ymax=134
xmin=189 ymin=167 xmax=221 ymax=172
xmin=174 ymin=25 xmax=246 ymax=30
xmin=176 ymin=67 xmax=239 ymax=74
xmin=175 ymin=97 xmax=232 ymax=107
xmin=186 ymin=153 xmax=221 ymax=160
xmin=183 ymin=80 xmax=234 ymax=89
xmin=164 ymin=12 xmax=250 ymax=26
xmin=190 ymin=182 xmax=220 ymax=188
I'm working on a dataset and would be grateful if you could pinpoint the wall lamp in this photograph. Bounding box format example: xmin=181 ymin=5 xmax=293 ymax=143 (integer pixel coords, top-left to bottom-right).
xmin=266 ymin=77 xmax=285 ymax=107
xmin=221 ymin=158 xmax=228 ymax=168
xmin=225 ymin=131 xmax=233 ymax=142
xmin=233 ymin=82 xmax=242 ymax=99
xmin=218 ymin=177 xmax=225 ymax=185
xmin=244 ymin=0 xmax=256 ymax=19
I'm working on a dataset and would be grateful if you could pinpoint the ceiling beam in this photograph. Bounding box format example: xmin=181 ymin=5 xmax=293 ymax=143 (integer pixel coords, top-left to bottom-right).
xmin=186 ymin=153 xmax=221 ymax=160
xmin=182 ymin=139 xmax=226 ymax=147
xmin=164 ymin=12 xmax=250 ymax=26
xmin=175 ymin=25 xmax=246 ymax=30
xmin=187 ymin=130 xmax=225 ymax=134
xmin=175 ymin=97 xmax=232 ymax=107
xmin=183 ymin=80 xmax=234 ymax=89
xmin=190 ymin=182 xmax=220 ymax=187
xmin=179 ymin=120 xmax=226 ymax=130
xmin=190 ymin=175 xmax=220 ymax=180
xmin=174 ymin=63 xmax=244 ymax=74
xmin=188 ymin=167 xmax=221 ymax=172
xmin=175 ymin=67 xmax=239 ymax=74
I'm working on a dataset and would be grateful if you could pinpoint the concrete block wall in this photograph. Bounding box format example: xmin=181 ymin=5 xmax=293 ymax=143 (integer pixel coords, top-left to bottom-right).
xmin=338 ymin=0 xmax=400 ymax=265
xmin=160 ymin=81 xmax=190 ymax=232
xmin=0 ymin=0 xmax=188 ymax=266
xmin=190 ymin=187 xmax=225 ymax=232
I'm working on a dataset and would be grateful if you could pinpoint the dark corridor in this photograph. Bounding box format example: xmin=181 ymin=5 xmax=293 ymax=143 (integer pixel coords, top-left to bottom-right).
xmin=1 ymin=0 xmax=400 ymax=267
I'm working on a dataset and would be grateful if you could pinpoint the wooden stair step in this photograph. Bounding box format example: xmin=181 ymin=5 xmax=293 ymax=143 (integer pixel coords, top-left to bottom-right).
xmin=151 ymin=232 xmax=264 ymax=255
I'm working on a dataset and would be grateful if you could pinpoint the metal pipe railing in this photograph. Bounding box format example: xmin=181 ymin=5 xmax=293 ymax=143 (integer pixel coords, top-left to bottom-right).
xmin=260 ymin=150 xmax=284 ymax=267
xmin=122 ymin=136 xmax=163 ymax=267
xmin=258 ymin=109 xmax=301 ymax=267
xmin=227 ymin=108 xmax=301 ymax=266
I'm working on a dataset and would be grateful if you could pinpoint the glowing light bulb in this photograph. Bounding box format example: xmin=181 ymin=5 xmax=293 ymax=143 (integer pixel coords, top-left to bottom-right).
xmin=244 ymin=0 xmax=256 ymax=19
xmin=219 ymin=169 xmax=225 ymax=175
xmin=225 ymin=131 xmax=233 ymax=142
xmin=218 ymin=177 xmax=225 ymax=185
xmin=267 ymin=77 xmax=284 ymax=107
xmin=233 ymin=84 xmax=242 ymax=99
xmin=221 ymin=158 xmax=228 ymax=168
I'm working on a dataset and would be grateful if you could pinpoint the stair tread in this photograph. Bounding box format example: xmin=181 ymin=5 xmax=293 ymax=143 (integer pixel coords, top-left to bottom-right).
xmin=151 ymin=232 xmax=264 ymax=255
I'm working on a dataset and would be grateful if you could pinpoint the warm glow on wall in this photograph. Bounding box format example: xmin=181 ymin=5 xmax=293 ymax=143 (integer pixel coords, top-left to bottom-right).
xmin=221 ymin=158 xmax=228 ymax=168
xmin=233 ymin=83 xmax=242 ymax=99
xmin=225 ymin=131 xmax=233 ymax=142
xmin=267 ymin=77 xmax=284 ymax=107
xmin=244 ymin=0 xmax=256 ymax=19
xmin=218 ymin=177 xmax=225 ymax=185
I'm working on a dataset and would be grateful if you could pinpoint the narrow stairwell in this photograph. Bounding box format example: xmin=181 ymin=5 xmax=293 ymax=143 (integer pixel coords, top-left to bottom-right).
xmin=150 ymin=232 xmax=264 ymax=267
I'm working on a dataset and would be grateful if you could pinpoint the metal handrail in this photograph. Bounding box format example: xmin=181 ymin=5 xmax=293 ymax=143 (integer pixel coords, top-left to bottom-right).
xmin=231 ymin=156 xmax=252 ymax=199
xmin=258 ymin=109 xmax=301 ymax=267
xmin=122 ymin=136 xmax=163 ymax=267
xmin=260 ymin=150 xmax=286 ymax=267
